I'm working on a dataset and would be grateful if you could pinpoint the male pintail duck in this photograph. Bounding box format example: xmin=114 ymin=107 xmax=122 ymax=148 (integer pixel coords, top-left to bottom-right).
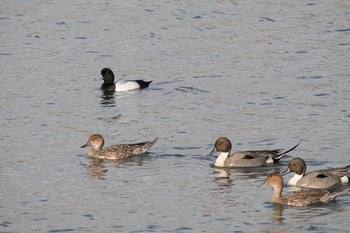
xmin=207 ymin=137 xmax=299 ymax=167
xmin=81 ymin=134 xmax=157 ymax=160
xmin=282 ymin=157 xmax=350 ymax=189
xmin=100 ymin=68 xmax=152 ymax=92
xmin=264 ymin=173 xmax=348 ymax=206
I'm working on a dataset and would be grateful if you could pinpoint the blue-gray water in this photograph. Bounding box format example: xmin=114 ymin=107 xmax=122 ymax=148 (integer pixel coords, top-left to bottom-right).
xmin=1 ymin=1 xmax=350 ymax=232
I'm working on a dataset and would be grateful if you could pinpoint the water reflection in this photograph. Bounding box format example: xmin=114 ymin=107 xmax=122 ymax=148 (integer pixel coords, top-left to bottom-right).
xmin=270 ymin=203 xmax=285 ymax=224
xmin=262 ymin=227 xmax=286 ymax=233
xmin=266 ymin=200 xmax=347 ymax=226
xmin=85 ymin=156 xmax=150 ymax=179
xmin=111 ymin=155 xmax=150 ymax=167
xmin=211 ymin=164 xmax=280 ymax=180
xmin=213 ymin=168 xmax=232 ymax=187
xmin=100 ymin=91 xmax=116 ymax=107
xmin=87 ymin=158 xmax=108 ymax=180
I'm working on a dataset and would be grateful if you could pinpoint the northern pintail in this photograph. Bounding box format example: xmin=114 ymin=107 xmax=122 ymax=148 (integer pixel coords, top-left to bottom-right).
xmin=264 ymin=173 xmax=348 ymax=206
xmin=81 ymin=134 xmax=157 ymax=160
xmin=207 ymin=137 xmax=299 ymax=167
xmin=100 ymin=68 xmax=152 ymax=92
xmin=282 ymin=157 xmax=350 ymax=189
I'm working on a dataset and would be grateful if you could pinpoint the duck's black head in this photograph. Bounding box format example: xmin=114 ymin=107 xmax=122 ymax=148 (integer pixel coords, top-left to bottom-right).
xmin=101 ymin=68 xmax=115 ymax=84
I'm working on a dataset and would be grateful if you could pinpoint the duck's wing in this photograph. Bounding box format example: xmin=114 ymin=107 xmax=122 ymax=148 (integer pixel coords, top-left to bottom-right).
xmin=284 ymin=190 xmax=327 ymax=206
xmin=101 ymin=144 xmax=135 ymax=159
xmin=297 ymin=170 xmax=342 ymax=189
xmin=237 ymin=150 xmax=280 ymax=160
xmin=237 ymin=143 xmax=300 ymax=161
xmin=318 ymin=165 xmax=350 ymax=177
xmin=118 ymin=138 xmax=158 ymax=155
xmin=226 ymin=151 xmax=266 ymax=167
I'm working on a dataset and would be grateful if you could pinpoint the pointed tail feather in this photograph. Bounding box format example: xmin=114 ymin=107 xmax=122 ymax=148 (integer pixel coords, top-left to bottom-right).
xmin=274 ymin=142 xmax=301 ymax=161
xmin=324 ymin=188 xmax=350 ymax=201
xmin=142 ymin=138 xmax=158 ymax=153
xmin=148 ymin=138 xmax=158 ymax=147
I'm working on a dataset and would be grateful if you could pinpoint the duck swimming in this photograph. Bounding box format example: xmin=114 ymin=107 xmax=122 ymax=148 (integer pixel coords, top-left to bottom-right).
xmin=207 ymin=137 xmax=299 ymax=167
xmin=100 ymin=68 xmax=152 ymax=92
xmin=81 ymin=134 xmax=157 ymax=160
xmin=264 ymin=173 xmax=348 ymax=206
xmin=283 ymin=157 xmax=350 ymax=189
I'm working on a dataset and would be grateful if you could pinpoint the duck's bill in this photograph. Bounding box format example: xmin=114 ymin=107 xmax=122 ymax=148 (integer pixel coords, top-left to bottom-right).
xmin=80 ymin=143 xmax=88 ymax=148
xmin=259 ymin=180 xmax=268 ymax=187
xmin=95 ymin=75 xmax=103 ymax=81
xmin=207 ymin=148 xmax=217 ymax=156
xmin=281 ymin=168 xmax=290 ymax=176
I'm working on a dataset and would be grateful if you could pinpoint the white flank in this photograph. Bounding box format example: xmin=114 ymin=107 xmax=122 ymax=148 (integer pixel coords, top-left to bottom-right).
xmin=115 ymin=81 xmax=140 ymax=92
xmin=266 ymin=156 xmax=274 ymax=164
xmin=340 ymin=175 xmax=349 ymax=183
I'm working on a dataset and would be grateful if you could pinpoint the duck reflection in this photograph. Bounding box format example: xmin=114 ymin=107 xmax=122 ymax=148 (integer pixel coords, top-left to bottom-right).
xmin=86 ymin=155 xmax=151 ymax=179
xmin=211 ymin=163 xmax=281 ymax=180
xmin=112 ymin=155 xmax=150 ymax=167
xmin=213 ymin=167 xmax=232 ymax=187
xmin=100 ymin=91 xmax=116 ymax=107
xmin=88 ymin=158 xmax=108 ymax=180
xmin=270 ymin=203 xmax=285 ymax=224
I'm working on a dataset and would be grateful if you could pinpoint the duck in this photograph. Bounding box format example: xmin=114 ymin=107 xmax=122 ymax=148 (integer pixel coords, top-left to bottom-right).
xmin=207 ymin=137 xmax=299 ymax=167
xmin=282 ymin=157 xmax=350 ymax=189
xmin=81 ymin=134 xmax=157 ymax=160
xmin=100 ymin=68 xmax=152 ymax=92
xmin=264 ymin=173 xmax=348 ymax=206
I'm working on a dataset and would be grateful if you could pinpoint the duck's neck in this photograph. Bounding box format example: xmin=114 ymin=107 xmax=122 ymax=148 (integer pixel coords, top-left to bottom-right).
xmin=88 ymin=149 xmax=97 ymax=157
xmin=93 ymin=142 xmax=104 ymax=151
xmin=104 ymin=73 xmax=114 ymax=84
xmin=88 ymin=145 xmax=103 ymax=157
xmin=288 ymin=173 xmax=304 ymax=186
xmin=272 ymin=184 xmax=283 ymax=203
xmin=215 ymin=151 xmax=230 ymax=167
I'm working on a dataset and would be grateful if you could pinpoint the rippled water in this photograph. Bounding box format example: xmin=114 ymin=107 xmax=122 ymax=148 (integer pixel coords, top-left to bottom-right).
xmin=1 ymin=0 xmax=350 ymax=232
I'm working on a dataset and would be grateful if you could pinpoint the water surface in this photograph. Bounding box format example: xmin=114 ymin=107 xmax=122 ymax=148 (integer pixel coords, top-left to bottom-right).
xmin=1 ymin=1 xmax=350 ymax=232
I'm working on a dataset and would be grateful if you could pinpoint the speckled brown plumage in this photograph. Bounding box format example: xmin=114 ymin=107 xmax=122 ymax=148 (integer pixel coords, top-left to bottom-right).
xmin=265 ymin=173 xmax=348 ymax=206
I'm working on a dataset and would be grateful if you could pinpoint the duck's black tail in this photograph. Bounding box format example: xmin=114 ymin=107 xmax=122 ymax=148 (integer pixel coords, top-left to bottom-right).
xmin=135 ymin=80 xmax=153 ymax=89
